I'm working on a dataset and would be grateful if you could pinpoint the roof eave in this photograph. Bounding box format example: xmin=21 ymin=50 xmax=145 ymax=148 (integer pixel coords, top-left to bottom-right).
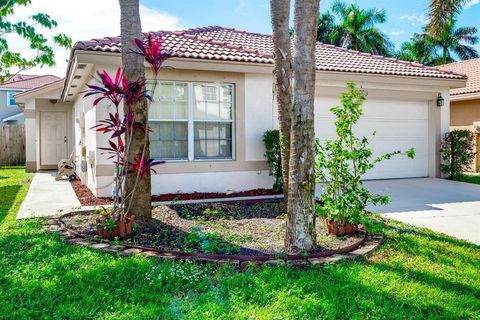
xmin=450 ymin=91 xmax=480 ymax=102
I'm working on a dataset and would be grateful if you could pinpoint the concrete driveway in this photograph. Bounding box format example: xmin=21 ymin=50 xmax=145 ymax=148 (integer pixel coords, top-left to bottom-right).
xmin=365 ymin=178 xmax=480 ymax=245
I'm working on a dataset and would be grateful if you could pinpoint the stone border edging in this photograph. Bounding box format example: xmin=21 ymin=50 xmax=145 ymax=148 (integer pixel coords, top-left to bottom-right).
xmin=43 ymin=214 xmax=383 ymax=269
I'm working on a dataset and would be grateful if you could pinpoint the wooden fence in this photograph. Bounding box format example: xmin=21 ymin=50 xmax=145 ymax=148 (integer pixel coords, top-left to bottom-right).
xmin=0 ymin=125 xmax=25 ymax=166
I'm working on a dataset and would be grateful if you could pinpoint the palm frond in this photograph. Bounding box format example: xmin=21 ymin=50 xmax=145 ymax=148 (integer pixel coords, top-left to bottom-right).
xmin=427 ymin=0 xmax=466 ymax=36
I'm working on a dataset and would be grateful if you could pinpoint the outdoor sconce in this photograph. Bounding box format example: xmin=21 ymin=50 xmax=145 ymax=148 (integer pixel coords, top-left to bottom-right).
xmin=436 ymin=93 xmax=444 ymax=107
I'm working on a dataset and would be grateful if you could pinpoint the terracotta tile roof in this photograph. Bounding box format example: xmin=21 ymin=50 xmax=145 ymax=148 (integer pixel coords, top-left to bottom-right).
xmin=0 ymin=74 xmax=61 ymax=90
xmin=437 ymin=59 xmax=480 ymax=96
xmin=73 ymin=26 xmax=466 ymax=80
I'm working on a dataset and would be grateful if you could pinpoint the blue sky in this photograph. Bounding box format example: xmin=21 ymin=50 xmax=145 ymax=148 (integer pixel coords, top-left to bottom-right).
xmin=12 ymin=0 xmax=480 ymax=75
xmin=143 ymin=0 xmax=480 ymax=50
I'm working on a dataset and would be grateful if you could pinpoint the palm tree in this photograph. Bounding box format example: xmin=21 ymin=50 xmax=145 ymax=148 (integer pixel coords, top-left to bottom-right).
xmin=329 ymin=1 xmax=394 ymax=56
xmin=430 ymin=17 xmax=479 ymax=65
xmin=270 ymin=0 xmax=293 ymax=201
xmin=428 ymin=0 xmax=467 ymax=37
xmin=119 ymin=0 xmax=152 ymax=218
xmin=317 ymin=12 xmax=335 ymax=43
xmin=396 ymin=34 xmax=437 ymax=66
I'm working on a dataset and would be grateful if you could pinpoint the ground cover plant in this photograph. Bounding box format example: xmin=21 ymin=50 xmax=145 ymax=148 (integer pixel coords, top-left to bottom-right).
xmin=1 ymin=167 xmax=479 ymax=319
xmin=452 ymin=173 xmax=480 ymax=184
xmin=62 ymin=201 xmax=360 ymax=255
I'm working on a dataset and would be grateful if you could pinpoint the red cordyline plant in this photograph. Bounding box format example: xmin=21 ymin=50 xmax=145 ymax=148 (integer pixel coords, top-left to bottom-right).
xmin=133 ymin=33 xmax=171 ymax=77
xmin=83 ymin=33 xmax=172 ymax=221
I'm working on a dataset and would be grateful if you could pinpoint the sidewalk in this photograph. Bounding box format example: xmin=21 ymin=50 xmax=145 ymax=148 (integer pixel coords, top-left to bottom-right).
xmin=17 ymin=171 xmax=81 ymax=219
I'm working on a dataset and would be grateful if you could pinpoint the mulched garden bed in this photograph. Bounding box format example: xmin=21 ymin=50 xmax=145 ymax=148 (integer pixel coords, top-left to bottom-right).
xmin=62 ymin=200 xmax=362 ymax=256
xmin=70 ymin=179 xmax=282 ymax=207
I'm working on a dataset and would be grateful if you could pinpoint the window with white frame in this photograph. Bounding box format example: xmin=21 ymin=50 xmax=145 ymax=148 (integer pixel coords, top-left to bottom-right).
xmin=149 ymin=81 xmax=234 ymax=161
xmin=6 ymin=91 xmax=17 ymax=106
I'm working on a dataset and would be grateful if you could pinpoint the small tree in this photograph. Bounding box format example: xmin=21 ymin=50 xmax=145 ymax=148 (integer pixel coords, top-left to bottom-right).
xmin=315 ymin=82 xmax=415 ymax=229
xmin=440 ymin=129 xmax=476 ymax=178
xmin=0 ymin=0 xmax=72 ymax=81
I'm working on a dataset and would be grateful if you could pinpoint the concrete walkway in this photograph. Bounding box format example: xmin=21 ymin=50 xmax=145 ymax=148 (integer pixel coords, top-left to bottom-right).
xmin=17 ymin=171 xmax=81 ymax=219
xmin=366 ymin=178 xmax=480 ymax=245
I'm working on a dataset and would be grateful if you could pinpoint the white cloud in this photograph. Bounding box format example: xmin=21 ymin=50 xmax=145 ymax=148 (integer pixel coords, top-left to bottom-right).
xmin=466 ymin=0 xmax=480 ymax=8
xmin=399 ymin=13 xmax=427 ymax=27
xmin=391 ymin=30 xmax=404 ymax=36
xmin=7 ymin=0 xmax=184 ymax=77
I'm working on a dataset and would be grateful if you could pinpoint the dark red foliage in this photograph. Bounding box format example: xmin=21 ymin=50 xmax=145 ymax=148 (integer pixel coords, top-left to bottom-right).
xmin=133 ymin=34 xmax=171 ymax=76
xmin=128 ymin=154 xmax=164 ymax=176
xmin=84 ymin=67 xmax=126 ymax=107
xmin=123 ymin=78 xmax=152 ymax=105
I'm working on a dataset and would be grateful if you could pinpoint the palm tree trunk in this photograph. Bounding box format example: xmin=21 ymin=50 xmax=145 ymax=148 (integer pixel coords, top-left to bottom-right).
xmin=119 ymin=0 xmax=152 ymax=219
xmin=270 ymin=0 xmax=293 ymax=200
xmin=285 ymin=0 xmax=320 ymax=251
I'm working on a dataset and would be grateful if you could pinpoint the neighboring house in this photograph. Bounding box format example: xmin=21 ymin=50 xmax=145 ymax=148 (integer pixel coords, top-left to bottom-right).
xmin=0 ymin=74 xmax=60 ymax=126
xmin=438 ymin=59 xmax=480 ymax=171
xmin=15 ymin=26 xmax=466 ymax=197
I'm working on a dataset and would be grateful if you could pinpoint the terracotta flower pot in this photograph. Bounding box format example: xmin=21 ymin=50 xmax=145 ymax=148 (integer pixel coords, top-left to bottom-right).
xmin=111 ymin=227 xmax=119 ymax=238
xmin=117 ymin=220 xmax=127 ymax=238
xmin=96 ymin=226 xmax=103 ymax=237
xmin=125 ymin=215 xmax=135 ymax=235
xmin=326 ymin=219 xmax=358 ymax=236
xmin=102 ymin=229 xmax=109 ymax=238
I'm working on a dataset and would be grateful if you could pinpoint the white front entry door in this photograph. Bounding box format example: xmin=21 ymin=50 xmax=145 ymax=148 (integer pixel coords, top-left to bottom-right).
xmin=40 ymin=111 xmax=68 ymax=166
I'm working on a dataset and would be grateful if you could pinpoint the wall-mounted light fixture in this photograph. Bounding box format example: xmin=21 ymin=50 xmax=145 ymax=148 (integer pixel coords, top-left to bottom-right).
xmin=436 ymin=93 xmax=444 ymax=107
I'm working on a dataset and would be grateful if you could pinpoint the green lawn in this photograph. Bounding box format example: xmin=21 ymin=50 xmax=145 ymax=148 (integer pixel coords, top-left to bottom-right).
xmin=0 ymin=167 xmax=479 ymax=320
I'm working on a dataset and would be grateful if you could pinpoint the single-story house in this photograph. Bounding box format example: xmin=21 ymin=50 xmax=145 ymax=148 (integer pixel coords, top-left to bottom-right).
xmin=15 ymin=26 xmax=467 ymax=197
xmin=0 ymin=74 xmax=60 ymax=126
xmin=438 ymin=59 xmax=480 ymax=171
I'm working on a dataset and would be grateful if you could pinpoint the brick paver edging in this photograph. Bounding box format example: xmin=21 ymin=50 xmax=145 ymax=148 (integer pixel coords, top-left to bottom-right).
xmin=43 ymin=215 xmax=383 ymax=269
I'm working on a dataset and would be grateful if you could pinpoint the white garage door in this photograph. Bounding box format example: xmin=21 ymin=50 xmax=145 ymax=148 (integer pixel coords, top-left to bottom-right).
xmin=315 ymin=97 xmax=429 ymax=179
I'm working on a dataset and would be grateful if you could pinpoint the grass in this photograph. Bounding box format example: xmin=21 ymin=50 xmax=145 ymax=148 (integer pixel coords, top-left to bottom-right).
xmin=0 ymin=167 xmax=479 ymax=319
xmin=453 ymin=173 xmax=480 ymax=185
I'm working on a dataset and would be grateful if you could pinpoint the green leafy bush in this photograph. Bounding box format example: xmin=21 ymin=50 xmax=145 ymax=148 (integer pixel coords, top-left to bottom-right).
xmin=315 ymin=82 xmax=415 ymax=225
xmin=263 ymin=130 xmax=283 ymax=191
xmin=440 ymin=129 xmax=477 ymax=178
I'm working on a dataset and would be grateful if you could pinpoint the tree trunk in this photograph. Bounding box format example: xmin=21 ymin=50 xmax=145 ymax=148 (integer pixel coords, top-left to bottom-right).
xmin=285 ymin=0 xmax=320 ymax=251
xmin=119 ymin=0 xmax=152 ymax=219
xmin=270 ymin=0 xmax=293 ymax=201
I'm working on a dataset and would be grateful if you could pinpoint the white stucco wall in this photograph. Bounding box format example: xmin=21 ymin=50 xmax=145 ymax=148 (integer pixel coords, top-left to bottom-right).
xmin=69 ymin=61 xmax=452 ymax=197
xmin=244 ymin=73 xmax=274 ymax=161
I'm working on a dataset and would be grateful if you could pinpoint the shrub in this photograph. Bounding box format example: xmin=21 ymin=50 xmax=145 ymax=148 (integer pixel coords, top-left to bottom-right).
xmin=315 ymin=82 xmax=415 ymax=225
xmin=440 ymin=129 xmax=477 ymax=178
xmin=263 ymin=129 xmax=283 ymax=191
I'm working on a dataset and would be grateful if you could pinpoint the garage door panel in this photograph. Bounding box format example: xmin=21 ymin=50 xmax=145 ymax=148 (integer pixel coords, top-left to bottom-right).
xmin=314 ymin=97 xmax=429 ymax=179
xmin=361 ymin=101 xmax=428 ymax=119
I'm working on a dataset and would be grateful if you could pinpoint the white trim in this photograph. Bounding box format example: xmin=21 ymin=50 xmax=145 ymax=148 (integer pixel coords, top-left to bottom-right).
xmin=62 ymin=50 xmax=467 ymax=102
xmin=2 ymin=112 xmax=23 ymax=122
xmin=149 ymin=80 xmax=235 ymax=162
xmin=450 ymin=92 xmax=480 ymax=102
xmin=14 ymin=79 xmax=64 ymax=103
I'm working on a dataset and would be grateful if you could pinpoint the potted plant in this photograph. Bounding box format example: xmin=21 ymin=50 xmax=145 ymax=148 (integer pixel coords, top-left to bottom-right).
xmin=85 ymin=34 xmax=171 ymax=239
xmin=315 ymin=82 xmax=415 ymax=236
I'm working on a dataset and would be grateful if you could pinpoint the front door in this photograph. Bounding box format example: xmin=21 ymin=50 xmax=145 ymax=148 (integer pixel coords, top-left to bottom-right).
xmin=40 ymin=111 xmax=68 ymax=166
